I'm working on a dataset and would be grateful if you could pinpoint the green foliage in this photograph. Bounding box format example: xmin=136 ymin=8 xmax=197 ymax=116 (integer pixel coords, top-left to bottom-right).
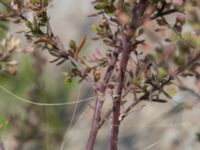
xmin=94 ymin=0 xmax=115 ymax=14
xmin=1 ymin=0 xmax=200 ymax=149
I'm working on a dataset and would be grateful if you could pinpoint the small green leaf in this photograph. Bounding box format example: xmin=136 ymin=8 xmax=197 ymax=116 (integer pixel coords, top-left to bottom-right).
xmin=158 ymin=67 xmax=167 ymax=78
xmin=146 ymin=54 xmax=155 ymax=63
xmin=174 ymin=56 xmax=185 ymax=65
xmin=47 ymin=44 xmax=53 ymax=49
xmin=90 ymin=24 xmax=98 ymax=33
xmin=104 ymin=6 xmax=114 ymax=14
xmin=25 ymin=21 xmax=33 ymax=30
xmin=166 ymin=88 xmax=177 ymax=95
xmin=69 ymin=40 xmax=76 ymax=50
xmin=94 ymin=2 xmax=107 ymax=10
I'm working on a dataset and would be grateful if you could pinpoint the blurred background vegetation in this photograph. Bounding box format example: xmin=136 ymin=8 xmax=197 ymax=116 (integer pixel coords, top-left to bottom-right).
xmin=0 ymin=0 xmax=94 ymax=149
xmin=0 ymin=0 xmax=200 ymax=150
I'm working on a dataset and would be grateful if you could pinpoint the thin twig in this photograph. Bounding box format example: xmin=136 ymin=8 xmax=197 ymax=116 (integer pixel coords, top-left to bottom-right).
xmin=151 ymin=9 xmax=179 ymax=20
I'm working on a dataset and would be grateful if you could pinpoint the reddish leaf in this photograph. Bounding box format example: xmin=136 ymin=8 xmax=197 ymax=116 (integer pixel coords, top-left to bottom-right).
xmin=75 ymin=35 xmax=87 ymax=60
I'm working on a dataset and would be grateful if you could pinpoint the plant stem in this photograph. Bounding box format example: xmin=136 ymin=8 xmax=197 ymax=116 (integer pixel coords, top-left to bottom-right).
xmin=86 ymin=91 xmax=101 ymax=150
xmin=86 ymin=45 xmax=121 ymax=150
xmin=110 ymin=38 xmax=132 ymax=150
xmin=110 ymin=1 xmax=149 ymax=149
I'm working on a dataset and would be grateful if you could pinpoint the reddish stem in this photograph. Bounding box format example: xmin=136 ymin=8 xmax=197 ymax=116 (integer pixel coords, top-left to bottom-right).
xmin=87 ymin=1 xmax=149 ymax=149
xmin=86 ymin=46 xmax=120 ymax=150
xmin=86 ymin=92 xmax=101 ymax=150
xmin=110 ymin=40 xmax=132 ymax=150
xmin=110 ymin=1 xmax=149 ymax=149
